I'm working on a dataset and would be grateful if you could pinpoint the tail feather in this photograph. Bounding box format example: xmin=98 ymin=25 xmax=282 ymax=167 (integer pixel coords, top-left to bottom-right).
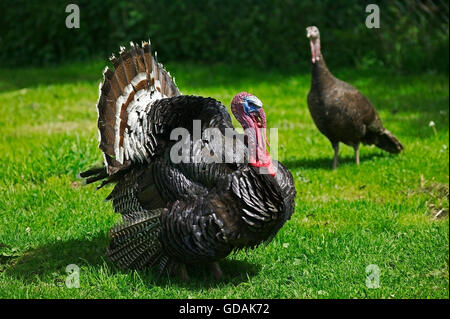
xmin=79 ymin=165 xmax=125 ymax=189
xmin=79 ymin=166 xmax=106 ymax=179
xmin=79 ymin=166 xmax=108 ymax=185
xmin=107 ymin=209 xmax=166 ymax=270
xmin=375 ymin=129 xmax=404 ymax=153
xmin=96 ymin=40 xmax=181 ymax=175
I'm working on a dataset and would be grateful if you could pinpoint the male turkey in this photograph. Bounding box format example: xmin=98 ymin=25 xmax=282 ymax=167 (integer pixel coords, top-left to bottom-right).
xmin=306 ymin=26 xmax=403 ymax=169
xmin=80 ymin=41 xmax=296 ymax=280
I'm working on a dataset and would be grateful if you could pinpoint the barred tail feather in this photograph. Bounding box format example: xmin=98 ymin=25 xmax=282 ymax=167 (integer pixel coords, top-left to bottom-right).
xmin=107 ymin=209 xmax=167 ymax=270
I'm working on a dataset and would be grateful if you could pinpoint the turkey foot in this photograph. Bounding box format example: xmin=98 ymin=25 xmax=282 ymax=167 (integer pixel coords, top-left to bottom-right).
xmin=208 ymin=262 xmax=223 ymax=280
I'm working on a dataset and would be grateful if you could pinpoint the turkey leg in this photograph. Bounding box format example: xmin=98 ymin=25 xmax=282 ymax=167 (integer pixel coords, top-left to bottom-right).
xmin=332 ymin=142 xmax=339 ymax=170
xmin=354 ymin=144 xmax=360 ymax=166
xmin=208 ymin=262 xmax=223 ymax=280
xmin=178 ymin=263 xmax=190 ymax=282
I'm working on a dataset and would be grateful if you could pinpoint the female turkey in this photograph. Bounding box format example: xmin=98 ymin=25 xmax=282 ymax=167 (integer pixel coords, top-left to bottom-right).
xmin=306 ymin=26 xmax=403 ymax=169
xmin=80 ymin=41 xmax=296 ymax=280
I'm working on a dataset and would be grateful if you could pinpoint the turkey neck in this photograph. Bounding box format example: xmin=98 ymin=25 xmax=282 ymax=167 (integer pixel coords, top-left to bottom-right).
xmin=311 ymin=55 xmax=335 ymax=91
xmin=310 ymin=37 xmax=335 ymax=91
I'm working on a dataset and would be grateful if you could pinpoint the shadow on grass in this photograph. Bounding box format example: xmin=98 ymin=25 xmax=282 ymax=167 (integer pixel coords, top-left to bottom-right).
xmin=3 ymin=234 xmax=108 ymax=282
xmin=153 ymin=258 xmax=261 ymax=290
xmin=283 ymin=151 xmax=390 ymax=170
xmin=3 ymin=234 xmax=259 ymax=288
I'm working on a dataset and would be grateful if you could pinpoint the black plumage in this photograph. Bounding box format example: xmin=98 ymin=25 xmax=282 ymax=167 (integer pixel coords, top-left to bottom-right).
xmin=306 ymin=26 xmax=403 ymax=169
xmin=80 ymin=41 xmax=296 ymax=279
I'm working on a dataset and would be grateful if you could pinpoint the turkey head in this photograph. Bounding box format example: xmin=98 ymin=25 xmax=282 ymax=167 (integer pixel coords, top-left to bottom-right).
xmin=306 ymin=26 xmax=321 ymax=63
xmin=231 ymin=92 xmax=276 ymax=176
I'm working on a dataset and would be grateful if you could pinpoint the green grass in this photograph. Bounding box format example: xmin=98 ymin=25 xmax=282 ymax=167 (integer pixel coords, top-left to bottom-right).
xmin=0 ymin=60 xmax=448 ymax=299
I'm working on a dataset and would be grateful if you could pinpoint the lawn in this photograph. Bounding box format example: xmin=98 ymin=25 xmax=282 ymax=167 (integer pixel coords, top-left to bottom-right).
xmin=0 ymin=60 xmax=448 ymax=299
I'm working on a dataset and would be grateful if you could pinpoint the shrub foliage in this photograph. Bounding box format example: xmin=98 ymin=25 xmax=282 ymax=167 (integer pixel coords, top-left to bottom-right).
xmin=0 ymin=0 xmax=448 ymax=72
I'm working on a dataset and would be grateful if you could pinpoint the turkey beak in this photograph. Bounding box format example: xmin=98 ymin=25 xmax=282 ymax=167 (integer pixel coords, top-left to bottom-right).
xmin=250 ymin=110 xmax=263 ymax=128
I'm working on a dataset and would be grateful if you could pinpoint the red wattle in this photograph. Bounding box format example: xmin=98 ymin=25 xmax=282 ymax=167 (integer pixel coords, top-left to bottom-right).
xmin=249 ymin=124 xmax=276 ymax=176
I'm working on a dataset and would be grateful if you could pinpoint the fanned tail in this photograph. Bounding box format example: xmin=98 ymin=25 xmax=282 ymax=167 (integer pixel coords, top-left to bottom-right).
xmin=375 ymin=129 xmax=404 ymax=154
xmin=96 ymin=40 xmax=180 ymax=175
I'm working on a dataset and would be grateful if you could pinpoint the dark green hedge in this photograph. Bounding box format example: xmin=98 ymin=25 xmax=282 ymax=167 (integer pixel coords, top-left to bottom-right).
xmin=0 ymin=0 xmax=448 ymax=72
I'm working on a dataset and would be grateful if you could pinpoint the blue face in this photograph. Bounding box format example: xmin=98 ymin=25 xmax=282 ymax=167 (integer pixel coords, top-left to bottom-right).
xmin=243 ymin=95 xmax=263 ymax=116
